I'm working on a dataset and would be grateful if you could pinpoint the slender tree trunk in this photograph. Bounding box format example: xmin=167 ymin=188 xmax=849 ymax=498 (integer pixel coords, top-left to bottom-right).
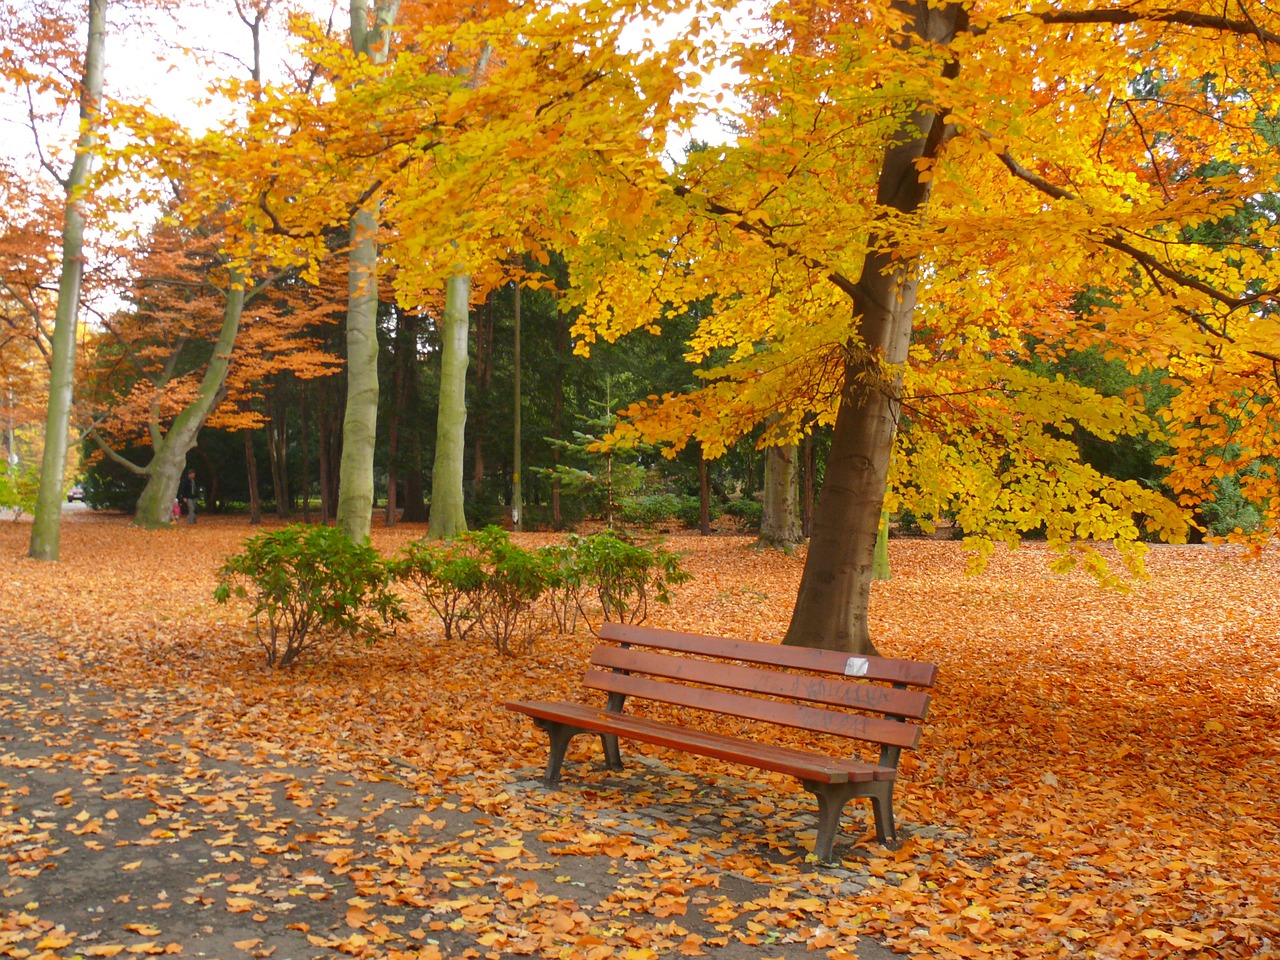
xmin=300 ymin=384 xmax=311 ymax=523
xmin=131 ymin=284 xmax=247 ymax=527
xmin=429 ymin=273 xmax=470 ymax=537
xmin=400 ymin=345 xmax=428 ymax=523
xmin=511 ymin=283 xmax=522 ymax=531
xmin=266 ymin=388 xmax=289 ymax=519
xmin=552 ymin=316 xmax=567 ymax=527
xmin=385 ymin=312 xmax=404 ymax=527
xmin=318 ymin=403 xmax=333 ymax=524
xmin=760 ymin=442 xmax=803 ymax=551
xmin=196 ymin=447 xmax=218 ymax=510
xmin=245 ymin=429 xmax=261 ymax=524
xmin=470 ymin=293 xmax=493 ymax=498
xmin=801 ymin=434 xmax=815 ymax=538
xmin=29 ymin=0 xmax=107 ymax=561
xmin=783 ymin=0 xmax=965 ymax=653
xmin=698 ymin=450 xmax=710 ymax=535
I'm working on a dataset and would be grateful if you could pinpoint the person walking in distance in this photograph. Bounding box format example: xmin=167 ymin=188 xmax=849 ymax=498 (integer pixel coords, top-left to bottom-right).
xmin=178 ymin=468 xmax=199 ymax=525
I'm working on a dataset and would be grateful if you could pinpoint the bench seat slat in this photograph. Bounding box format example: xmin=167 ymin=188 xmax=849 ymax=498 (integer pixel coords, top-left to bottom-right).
xmin=598 ymin=622 xmax=937 ymax=687
xmin=584 ymin=668 xmax=921 ymax=750
xmin=591 ymin=645 xmax=930 ymax=720
xmin=505 ymin=700 xmax=894 ymax=784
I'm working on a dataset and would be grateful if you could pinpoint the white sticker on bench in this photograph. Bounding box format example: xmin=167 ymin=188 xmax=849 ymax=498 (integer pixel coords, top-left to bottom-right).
xmin=844 ymin=657 xmax=869 ymax=677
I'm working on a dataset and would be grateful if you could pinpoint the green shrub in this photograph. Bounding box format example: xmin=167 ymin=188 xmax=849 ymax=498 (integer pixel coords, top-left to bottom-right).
xmin=393 ymin=535 xmax=488 ymax=641
xmin=1201 ymin=474 xmax=1264 ymax=537
xmin=569 ymin=531 xmax=690 ymax=627
xmin=619 ymin=494 xmax=682 ymax=526
xmin=214 ymin=524 xmax=406 ymax=668
xmin=673 ymin=495 xmax=723 ymax=528
xmin=397 ymin=527 xmax=551 ymax=655
xmin=539 ymin=542 xmax=582 ymax=634
xmin=725 ymin=498 xmax=763 ymax=528
xmin=472 ymin=529 xmax=552 ymax=656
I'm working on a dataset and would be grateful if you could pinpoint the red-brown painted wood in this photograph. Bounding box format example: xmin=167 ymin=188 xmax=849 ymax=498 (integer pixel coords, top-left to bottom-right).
xmin=598 ymin=622 xmax=937 ymax=687
xmin=590 ymin=645 xmax=930 ymax=719
xmin=583 ymin=669 xmax=922 ymax=749
xmin=505 ymin=699 xmax=894 ymax=784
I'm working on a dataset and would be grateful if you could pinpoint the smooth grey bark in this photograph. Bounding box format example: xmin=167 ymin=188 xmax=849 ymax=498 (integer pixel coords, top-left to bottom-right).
xmin=28 ymin=0 xmax=107 ymax=561
xmin=759 ymin=442 xmax=803 ymax=551
xmin=335 ymin=0 xmax=400 ymax=542
xmin=336 ymin=203 xmax=381 ymax=541
xmin=428 ymin=273 xmax=470 ymax=537
xmin=783 ymin=0 xmax=966 ymax=654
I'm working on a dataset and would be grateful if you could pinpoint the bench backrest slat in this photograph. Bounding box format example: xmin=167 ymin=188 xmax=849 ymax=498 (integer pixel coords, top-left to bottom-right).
xmin=584 ymin=668 xmax=923 ymax=750
xmin=591 ymin=645 xmax=931 ymax=720
xmin=598 ymin=622 xmax=936 ymax=688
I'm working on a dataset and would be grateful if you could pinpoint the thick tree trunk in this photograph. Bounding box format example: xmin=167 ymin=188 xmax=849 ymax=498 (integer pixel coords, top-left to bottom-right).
xmin=428 ymin=273 xmax=469 ymax=538
xmin=336 ymin=0 xmax=399 ymax=542
xmin=759 ymin=442 xmax=803 ymax=551
xmin=29 ymin=0 xmax=106 ymax=561
xmin=336 ymin=203 xmax=380 ymax=542
xmin=783 ymin=1 xmax=965 ymax=653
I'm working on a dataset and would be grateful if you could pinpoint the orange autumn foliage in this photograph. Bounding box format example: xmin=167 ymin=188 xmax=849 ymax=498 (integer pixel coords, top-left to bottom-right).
xmin=0 ymin=514 xmax=1276 ymax=959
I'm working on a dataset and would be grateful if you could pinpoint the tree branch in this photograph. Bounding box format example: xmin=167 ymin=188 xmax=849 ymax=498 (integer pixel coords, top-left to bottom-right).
xmin=1025 ymin=7 xmax=1280 ymax=45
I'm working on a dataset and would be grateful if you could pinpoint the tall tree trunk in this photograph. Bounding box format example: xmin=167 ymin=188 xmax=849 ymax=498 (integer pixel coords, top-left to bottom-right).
xmin=551 ymin=315 xmax=567 ymax=527
xmin=429 ymin=273 xmax=469 ymax=537
xmin=759 ymin=442 xmax=803 ymax=551
xmin=783 ymin=0 xmax=965 ymax=653
xmin=29 ymin=0 xmax=106 ymax=561
xmin=385 ymin=309 xmax=405 ymax=527
xmin=801 ymin=434 xmax=815 ymax=538
xmin=511 ymin=282 xmax=522 ymax=531
xmin=470 ymin=293 xmax=493 ymax=498
xmin=335 ymin=0 xmax=399 ymax=542
xmin=698 ymin=450 xmax=710 ymax=536
xmin=336 ymin=203 xmax=380 ymax=541
xmin=266 ymin=386 xmax=289 ymax=519
xmin=300 ymin=384 xmax=311 ymax=523
xmin=400 ymin=347 xmax=428 ymax=523
xmin=318 ymin=402 xmax=333 ymax=524
xmin=244 ymin=429 xmax=261 ymax=524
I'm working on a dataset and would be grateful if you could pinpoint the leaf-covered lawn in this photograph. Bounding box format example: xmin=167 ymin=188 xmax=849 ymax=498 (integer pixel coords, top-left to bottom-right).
xmin=2 ymin=514 xmax=1277 ymax=959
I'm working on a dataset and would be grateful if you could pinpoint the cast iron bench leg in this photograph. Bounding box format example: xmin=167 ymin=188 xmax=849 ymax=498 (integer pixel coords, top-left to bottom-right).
xmin=805 ymin=780 xmax=899 ymax=860
xmin=531 ymin=720 xmax=623 ymax=782
xmin=532 ymin=718 xmax=578 ymax=784
xmin=602 ymin=733 xmax=623 ymax=770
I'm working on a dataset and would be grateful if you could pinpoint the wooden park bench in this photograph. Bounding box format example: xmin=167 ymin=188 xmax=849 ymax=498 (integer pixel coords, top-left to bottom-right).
xmin=505 ymin=623 xmax=937 ymax=860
